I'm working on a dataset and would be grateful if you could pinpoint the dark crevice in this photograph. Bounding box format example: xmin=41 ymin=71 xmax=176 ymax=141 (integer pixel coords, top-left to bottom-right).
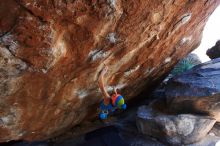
xmin=5 ymin=45 xmax=32 ymax=68
xmin=204 ymin=0 xmax=209 ymax=6
xmin=0 ymin=17 xmax=18 ymax=39
xmin=14 ymin=0 xmax=48 ymax=24
xmin=88 ymin=49 xmax=103 ymax=61
xmin=0 ymin=0 xmax=48 ymax=68
xmin=5 ymin=45 xmax=16 ymax=57
xmin=171 ymin=13 xmax=191 ymax=32
xmin=170 ymin=47 xmax=177 ymax=57
xmin=52 ymin=0 xmax=56 ymax=9
xmin=0 ymin=26 xmax=15 ymax=39
xmin=63 ymin=0 xmax=68 ymax=7
xmin=1 ymin=36 xmax=32 ymax=68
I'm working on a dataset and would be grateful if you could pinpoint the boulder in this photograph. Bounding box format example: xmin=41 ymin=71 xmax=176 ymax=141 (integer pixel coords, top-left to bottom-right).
xmin=166 ymin=58 xmax=220 ymax=120
xmin=207 ymin=40 xmax=220 ymax=59
xmin=0 ymin=0 xmax=220 ymax=142
xmin=210 ymin=122 xmax=220 ymax=137
xmin=136 ymin=105 xmax=216 ymax=145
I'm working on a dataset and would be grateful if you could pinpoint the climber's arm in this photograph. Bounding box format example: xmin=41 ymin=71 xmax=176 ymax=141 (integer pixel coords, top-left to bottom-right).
xmin=98 ymin=66 xmax=110 ymax=99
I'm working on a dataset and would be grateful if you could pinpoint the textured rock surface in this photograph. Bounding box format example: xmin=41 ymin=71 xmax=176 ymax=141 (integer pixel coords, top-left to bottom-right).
xmin=166 ymin=58 xmax=220 ymax=120
xmin=207 ymin=40 xmax=220 ymax=59
xmin=210 ymin=122 xmax=220 ymax=137
xmin=0 ymin=0 xmax=219 ymax=142
xmin=136 ymin=105 xmax=216 ymax=145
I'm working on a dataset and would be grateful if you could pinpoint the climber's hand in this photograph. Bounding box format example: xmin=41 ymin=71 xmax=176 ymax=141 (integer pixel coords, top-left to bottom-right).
xmin=113 ymin=87 xmax=118 ymax=95
xmin=101 ymin=65 xmax=108 ymax=76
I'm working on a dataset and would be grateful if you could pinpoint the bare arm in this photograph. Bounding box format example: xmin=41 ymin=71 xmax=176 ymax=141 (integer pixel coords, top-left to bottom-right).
xmin=98 ymin=66 xmax=110 ymax=98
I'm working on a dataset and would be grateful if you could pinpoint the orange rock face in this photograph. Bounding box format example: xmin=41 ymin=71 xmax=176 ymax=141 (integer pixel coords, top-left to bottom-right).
xmin=0 ymin=0 xmax=219 ymax=142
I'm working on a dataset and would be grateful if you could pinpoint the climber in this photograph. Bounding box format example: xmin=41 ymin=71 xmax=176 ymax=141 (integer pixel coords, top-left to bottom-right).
xmin=98 ymin=65 xmax=126 ymax=120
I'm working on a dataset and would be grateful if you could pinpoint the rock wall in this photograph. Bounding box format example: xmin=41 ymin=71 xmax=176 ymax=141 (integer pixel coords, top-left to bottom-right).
xmin=0 ymin=0 xmax=219 ymax=142
xmin=166 ymin=58 xmax=220 ymax=121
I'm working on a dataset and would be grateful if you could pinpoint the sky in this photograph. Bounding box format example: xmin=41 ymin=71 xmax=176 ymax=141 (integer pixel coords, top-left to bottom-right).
xmin=192 ymin=6 xmax=220 ymax=62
